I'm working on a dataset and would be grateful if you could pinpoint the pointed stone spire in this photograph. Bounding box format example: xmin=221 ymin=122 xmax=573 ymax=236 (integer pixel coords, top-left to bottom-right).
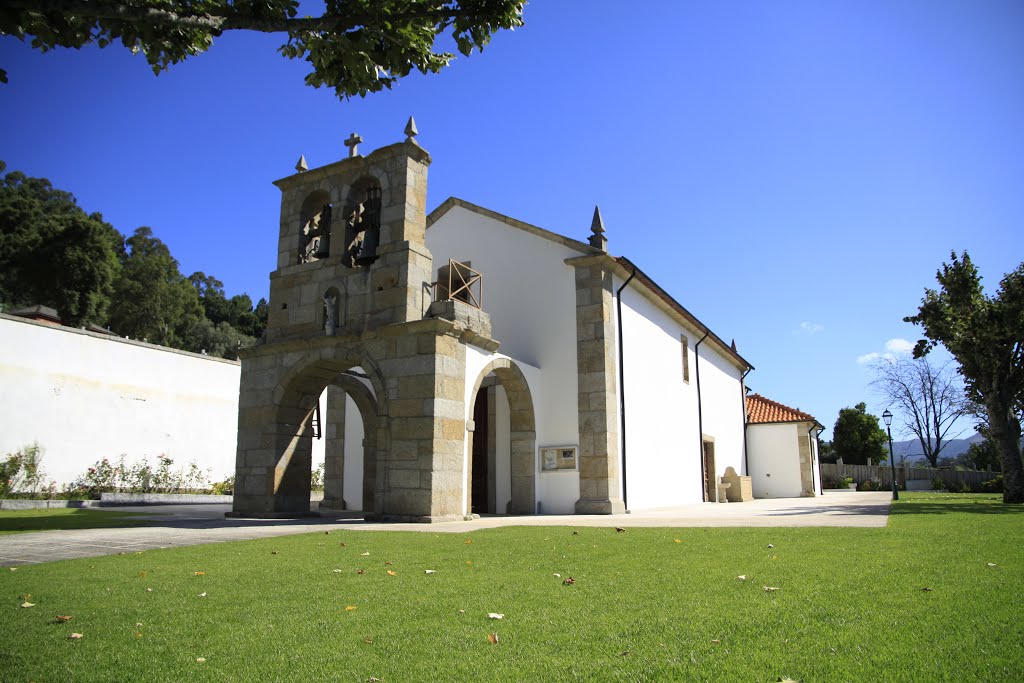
xmin=404 ymin=115 xmax=418 ymax=142
xmin=295 ymin=155 xmax=308 ymax=172
xmin=731 ymin=339 xmax=737 ymax=352
xmin=588 ymin=205 xmax=608 ymax=252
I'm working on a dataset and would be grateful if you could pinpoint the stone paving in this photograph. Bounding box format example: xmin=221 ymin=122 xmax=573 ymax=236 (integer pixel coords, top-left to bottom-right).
xmin=0 ymin=491 xmax=891 ymax=567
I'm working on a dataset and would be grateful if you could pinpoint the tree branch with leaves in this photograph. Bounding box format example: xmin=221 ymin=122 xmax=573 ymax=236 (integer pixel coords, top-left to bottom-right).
xmin=0 ymin=0 xmax=526 ymax=98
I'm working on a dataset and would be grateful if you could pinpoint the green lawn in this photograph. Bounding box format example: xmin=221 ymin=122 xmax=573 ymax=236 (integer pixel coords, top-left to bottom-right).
xmin=0 ymin=508 xmax=154 ymax=535
xmin=1 ymin=493 xmax=1021 ymax=682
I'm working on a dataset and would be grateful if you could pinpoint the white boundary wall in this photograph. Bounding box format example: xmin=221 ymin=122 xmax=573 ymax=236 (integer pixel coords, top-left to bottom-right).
xmin=0 ymin=314 xmax=240 ymax=487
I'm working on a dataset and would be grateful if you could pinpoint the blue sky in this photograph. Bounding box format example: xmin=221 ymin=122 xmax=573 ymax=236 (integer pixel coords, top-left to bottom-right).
xmin=1 ymin=1 xmax=1021 ymax=442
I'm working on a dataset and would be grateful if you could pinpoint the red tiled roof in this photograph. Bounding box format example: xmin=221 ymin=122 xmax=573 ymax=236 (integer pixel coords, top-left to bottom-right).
xmin=746 ymin=393 xmax=817 ymax=424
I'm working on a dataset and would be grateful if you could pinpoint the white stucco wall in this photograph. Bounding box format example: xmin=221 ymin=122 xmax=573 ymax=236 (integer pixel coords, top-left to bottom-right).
xmin=615 ymin=282 xmax=746 ymax=509
xmin=431 ymin=207 xmax=583 ymax=514
xmin=0 ymin=315 xmax=240 ymax=487
xmin=746 ymin=423 xmax=803 ymax=498
xmin=343 ymin=394 xmax=365 ymax=508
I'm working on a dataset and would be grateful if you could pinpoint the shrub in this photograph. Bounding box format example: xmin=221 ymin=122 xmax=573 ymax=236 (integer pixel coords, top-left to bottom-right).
xmin=311 ymin=462 xmax=325 ymax=491
xmin=0 ymin=442 xmax=48 ymax=498
xmin=70 ymin=455 xmax=213 ymax=498
xmin=980 ymin=475 xmax=1004 ymax=493
xmin=858 ymin=478 xmax=883 ymax=491
xmin=931 ymin=477 xmax=946 ymax=491
xmin=210 ymin=476 xmax=234 ymax=496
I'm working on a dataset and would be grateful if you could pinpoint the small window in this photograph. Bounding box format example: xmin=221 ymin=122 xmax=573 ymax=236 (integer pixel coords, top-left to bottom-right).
xmin=681 ymin=335 xmax=690 ymax=383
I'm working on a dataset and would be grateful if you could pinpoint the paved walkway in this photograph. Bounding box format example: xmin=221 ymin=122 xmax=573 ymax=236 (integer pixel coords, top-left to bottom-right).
xmin=0 ymin=491 xmax=891 ymax=567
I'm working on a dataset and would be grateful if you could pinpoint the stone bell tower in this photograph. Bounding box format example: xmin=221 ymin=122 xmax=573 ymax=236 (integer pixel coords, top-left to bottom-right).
xmin=231 ymin=120 xmax=495 ymax=520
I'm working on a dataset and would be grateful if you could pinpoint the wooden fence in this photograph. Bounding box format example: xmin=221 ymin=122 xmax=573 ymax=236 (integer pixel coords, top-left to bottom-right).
xmin=820 ymin=463 xmax=997 ymax=490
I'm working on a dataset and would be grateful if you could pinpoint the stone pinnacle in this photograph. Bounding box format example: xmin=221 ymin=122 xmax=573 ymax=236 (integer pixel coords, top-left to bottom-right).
xmin=295 ymin=155 xmax=308 ymax=172
xmin=591 ymin=206 xmax=606 ymax=235
xmin=405 ymin=116 xmax=418 ymax=141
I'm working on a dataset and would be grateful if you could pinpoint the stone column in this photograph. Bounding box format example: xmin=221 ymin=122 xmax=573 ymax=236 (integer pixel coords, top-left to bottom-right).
xmin=370 ymin=319 xmax=468 ymax=522
xmin=571 ymin=257 xmax=625 ymax=514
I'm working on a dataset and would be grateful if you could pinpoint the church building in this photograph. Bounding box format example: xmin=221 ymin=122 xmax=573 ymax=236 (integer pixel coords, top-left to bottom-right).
xmin=230 ymin=125 xmax=756 ymax=520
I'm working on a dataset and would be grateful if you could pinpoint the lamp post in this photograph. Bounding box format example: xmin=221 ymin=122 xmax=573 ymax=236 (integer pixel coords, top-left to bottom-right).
xmin=882 ymin=409 xmax=898 ymax=501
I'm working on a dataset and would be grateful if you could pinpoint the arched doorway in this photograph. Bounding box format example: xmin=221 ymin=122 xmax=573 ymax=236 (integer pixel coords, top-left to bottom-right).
xmin=466 ymin=359 xmax=536 ymax=515
xmin=319 ymin=372 xmax=378 ymax=512
xmin=259 ymin=352 xmax=384 ymax=515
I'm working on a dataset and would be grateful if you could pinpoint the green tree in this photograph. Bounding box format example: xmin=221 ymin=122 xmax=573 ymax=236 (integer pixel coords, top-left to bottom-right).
xmin=0 ymin=163 xmax=122 ymax=325
xmin=0 ymin=0 xmax=525 ymax=99
xmin=905 ymin=251 xmax=1024 ymax=503
xmin=831 ymin=403 xmax=889 ymax=466
xmin=108 ymin=227 xmax=202 ymax=347
xmin=962 ymin=433 xmax=1001 ymax=472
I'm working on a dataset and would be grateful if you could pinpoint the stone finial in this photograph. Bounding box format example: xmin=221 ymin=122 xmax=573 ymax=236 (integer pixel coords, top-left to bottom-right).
xmin=731 ymin=339 xmax=737 ymax=351
xmin=295 ymin=155 xmax=308 ymax=172
xmin=588 ymin=206 xmax=608 ymax=252
xmin=404 ymin=116 xmax=418 ymax=142
xmin=344 ymin=132 xmax=363 ymax=158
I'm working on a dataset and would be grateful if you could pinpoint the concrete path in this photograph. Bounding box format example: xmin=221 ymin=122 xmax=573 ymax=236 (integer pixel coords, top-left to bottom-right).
xmin=0 ymin=491 xmax=890 ymax=567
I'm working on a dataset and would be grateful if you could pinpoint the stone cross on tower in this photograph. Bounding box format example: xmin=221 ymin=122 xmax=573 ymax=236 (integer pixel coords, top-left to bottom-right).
xmin=344 ymin=132 xmax=364 ymax=158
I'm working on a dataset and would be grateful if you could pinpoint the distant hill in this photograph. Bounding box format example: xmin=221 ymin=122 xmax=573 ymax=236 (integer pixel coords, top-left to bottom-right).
xmin=889 ymin=433 xmax=984 ymax=464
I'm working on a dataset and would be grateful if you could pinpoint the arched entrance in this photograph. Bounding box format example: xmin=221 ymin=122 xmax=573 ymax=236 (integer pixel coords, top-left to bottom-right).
xmin=319 ymin=373 xmax=378 ymax=512
xmin=466 ymin=359 xmax=536 ymax=515
xmin=249 ymin=351 xmax=385 ymax=516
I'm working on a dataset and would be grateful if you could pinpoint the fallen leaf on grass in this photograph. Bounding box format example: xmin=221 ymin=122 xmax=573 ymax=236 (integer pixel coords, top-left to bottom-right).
xmin=54 ymin=615 xmax=72 ymax=623
xmin=987 ymin=563 xmax=997 ymax=567
xmin=198 ymin=592 xmax=207 ymax=598
xmin=138 ymin=571 xmax=148 ymax=578
xmin=737 ymin=575 xmax=747 ymax=581
xmin=135 ymin=632 xmax=143 ymax=638
xmin=367 ymin=678 xmax=380 ymax=682
xmin=194 ymin=571 xmax=206 ymax=576
xmin=711 ymin=639 xmax=721 ymax=644
xmin=363 ymin=635 xmax=374 ymax=644
xmin=271 ymin=551 xmax=278 ymax=555
xmin=361 ymin=552 xmax=370 ymax=556
xmin=563 ymin=577 xmax=575 ymax=586
xmin=572 ymin=531 xmax=579 ymax=535
xmin=196 ymin=657 xmax=206 ymax=663
xmin=553 ymin=573 xmax=561 ymax=578
xmin=488 ymin=633 xmax=499 ymax=644
xmin=920 ymin=587 xmax=933 ymax=592
xmin=615 ymin=527 xmax=626 ymax=533
xmin=458 ymin=609 xmax=465 ymax=614
xmin=763 ymin=586 xmax=780 ymax=592
xmin=20 ymin=602 xmax=35 ymax=608
xmin=384 ymin=561 xmax=393 ymax=566
xmin=356 ymin=569 xmax=365 ymax=575
xmin=488 ymin=613 xmax=504 ymax=620
xmin=767 ymin=544 xmax=774 ymax=549
xmin=464 ymin=539 xmax=472 ymax=545
xmin=145 ymin=588 xmax=153 ymax=593
xmin=68 ymin=633 xmax=83 ymax=640
xmin=777 ymin=678 xmax=800 ymax=682
xmin=466 ymin=561 xmax=473 ymax=565
xmin=333 ymin=569 xmax=344 ymax=573
xmin=135 ymin=623 xmax=143 ymax=628
xmin=386 ymin=570 xmax=397 ymax=576
xmin=619 ymin=650 xmax=630 ymax=656
xmin=323 ymin=531 xmax=330 ymax=535
xmin=345 ymin=606 xmax=358 ymax=612
xmin=8 ymin=567 xmax=15 ymax=572
xmin=424 ymin=570 xmax=436 ymax=574
xmin=674 ymin=539 xmax=682 ymax=543
xmin=340 ymin=542 xmax=347 ymax=547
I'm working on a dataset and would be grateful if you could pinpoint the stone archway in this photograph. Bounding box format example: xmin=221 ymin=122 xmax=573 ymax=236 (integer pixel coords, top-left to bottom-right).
xmin=466 ymin=358 xmax=536 ymax=515
xmin=319 ymin=373 xmax=378 ymax=512
xmin=232 ymin=344 xmax=388 ymax=516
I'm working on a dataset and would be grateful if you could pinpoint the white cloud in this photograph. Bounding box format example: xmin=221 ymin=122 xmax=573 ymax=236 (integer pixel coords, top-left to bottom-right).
xmin=797 ymin=321 xmax=824 ymax=335
xmin=857 ymin=338 xmax=914 ymax=365
xmin=885 ymin=338 xmax=914 ymax=355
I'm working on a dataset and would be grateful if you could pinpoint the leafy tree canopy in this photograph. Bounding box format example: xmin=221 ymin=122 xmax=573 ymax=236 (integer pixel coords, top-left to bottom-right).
xmin=905 ymin=251 xmax=1024 ymax=503
xmin=0 ymin=162 xmax=122 ymax=326
xmin=831 ymin=402 xmax=889 ymax=466
xmin=0 ymin=0 xmax=526 ymax=98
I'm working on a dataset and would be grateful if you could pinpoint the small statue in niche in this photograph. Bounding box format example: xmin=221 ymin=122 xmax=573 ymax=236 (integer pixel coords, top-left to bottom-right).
xmin=299 ymin=204 xmax=332 ymax=264
xmin=323 ymin=292 xmax=338 ymax=336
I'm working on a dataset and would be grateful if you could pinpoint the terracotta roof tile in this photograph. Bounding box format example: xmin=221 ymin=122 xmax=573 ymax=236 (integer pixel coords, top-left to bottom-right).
xmin=746 ymin=393 xmax=817 ymax=424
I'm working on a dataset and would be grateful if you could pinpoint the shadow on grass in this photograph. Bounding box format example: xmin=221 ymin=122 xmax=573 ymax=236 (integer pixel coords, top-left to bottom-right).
xmin=0 ymin=509 xmax=157 ymax=535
